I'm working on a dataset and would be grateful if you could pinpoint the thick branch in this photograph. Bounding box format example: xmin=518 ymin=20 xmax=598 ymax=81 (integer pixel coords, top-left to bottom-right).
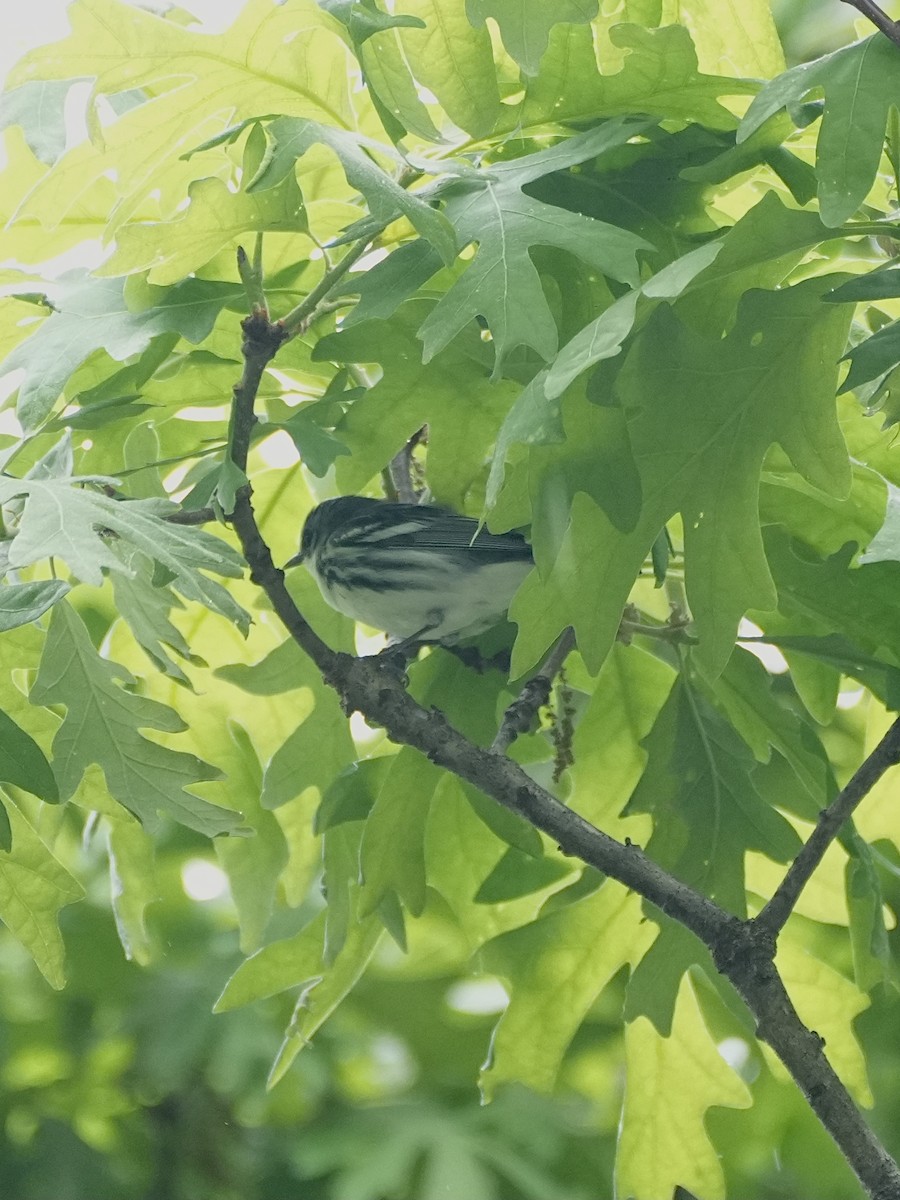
xmin=228 ymin=310 xmax=289 ymax=475
xmin=721 ymin=940 xmax=900 ymax=1200
xmin=840 ymin=0 xmax=900 ymax=48
xmin=756 ymin=716 xmax=900 ymax=937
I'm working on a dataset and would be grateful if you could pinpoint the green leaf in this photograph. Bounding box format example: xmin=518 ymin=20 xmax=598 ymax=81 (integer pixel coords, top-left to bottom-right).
xmin=839 ymin=319 xmax=900 ymax=394
xmin=213 ymin=460 xmax=250 ymax=516
xmin=0 ymin=707 xmax=59 ymax=805
xmin=511 ymin=278 xmax=854 ymax=676
xmin=261 ymin=691 xmax=356 ymax=809
xmin=215 ymin=724 xmax=289 ymax=955
xmin=460 ymin=782 xmax=543 ymax=858
xmin=270 ymin=909 xmax=384 ymax=1086
xmin=419 ymin=120 xmax=653 ymax=373
xmin=339 ymin=239 xmax=444 ymax=329
xmin=759 ymin=456 xmax=886 ymax=561
xmin=425 ymin=775 xmax=578 ymax=948
xmin=100 ymin=137 xmax=308 ymax=284
xmin=616 ymin=975 xmax=751 ymax=1200
xmin=758 ymin=531 xmax=900 ymax=709
xmin=569 ymin=641 xmax=676 ymax=833
xmin=315 ymin=301 xmax=519 ymax=507
xmin=0 ymin=580 xmax=71 ymax=631
xmin=861 ymin=480 xmax=900 ymax=566
xmin=542 ymin=247 xmax=707 ymax=401
xmin=0 ymin=273 xmax=242 ymax=430
xmin=215 ymin=912 xmax=330 ymax=1010
xmin=324 ymin=821 xmax=363 ymax=962
xmin=110 ymin=550 xmax=193 ymax=682
xmin=7 ymin=0 xmax=357 ymax=233
xmin=762 ymin=633 xmax=900 ymax=711
xmin=465 ymin=0 xmax=598 ymax=75
xmin=279 ymin=408 xmax=351 ymax=477
xmin=474 ymin=847 xmax=572 ymax=903
xmin=671 ymin=193 xmax=839 ymax=337
xmin=700 ymin=648 xmax=834 ymax=822
xmin=524 ymin=394 xmax=641 ymax=566
xmin=389 ymin=0 xmax=502 ymax=138
xmin=739 ymin=35 xmax=900 ymax=225
xmin=359 ymin=24 xmax=443 ymax=143
xmin=358 ymin=748 xmax=440 ymax=918
xmin=316 ymin=757 xmax=393 ymax=831
xmin=845 ymin=834 xmax=892 ymax=992
xmin=627 ymin=678 xmax=803 ymax=914
xmin=0 ymin=801 xmax=11 ymax=854
xmin=624 ymin=918 xmax=715 ymax=1033
xmin=482 ymin=882 xmax=654 ymax=1098
xmin=0 ymin=802 xmax=84 ymax=988
xmin=0 ymin=476 xmax=248 ymax=630
xmin=0 ymin=79 xmax=75 ymax=164
xmin=247 ymin=117 xmax=455 ymax=264
xmin=0 ymin=127 xmax=128 ymax=267
xmin=826 ymin=266 xmax=900 ymax=303
xmin=30 ymin=602 xmax=240 ymax=836
xmin=106 ymin=814 xmax=159 ymax=965
xmin=492 ymin=193 xmax=836 ymax=513
xmin=321 ymin=0 xmax=426 ymax=44
xmin=484 ymin=372 xmax=566 ymax=513
xmin=508 ymin=23 xmax=756 ymax=133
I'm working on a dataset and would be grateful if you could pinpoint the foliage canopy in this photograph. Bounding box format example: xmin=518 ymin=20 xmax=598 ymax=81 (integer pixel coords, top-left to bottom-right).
xmin=4 ymin=1 xmax=900 ymax=1196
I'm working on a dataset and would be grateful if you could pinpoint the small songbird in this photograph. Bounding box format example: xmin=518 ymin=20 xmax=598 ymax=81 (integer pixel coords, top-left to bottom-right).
xmin=285 ymin=495 xmax=533 ymax=643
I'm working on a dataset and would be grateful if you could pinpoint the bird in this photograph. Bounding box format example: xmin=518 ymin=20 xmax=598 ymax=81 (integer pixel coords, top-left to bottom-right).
xmin=285 ymin=495 xmax=533 ymax=644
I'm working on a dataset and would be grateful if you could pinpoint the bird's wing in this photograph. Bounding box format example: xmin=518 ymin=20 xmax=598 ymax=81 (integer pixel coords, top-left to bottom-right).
xmin=400 ymin=508 xmax=532 ymax=561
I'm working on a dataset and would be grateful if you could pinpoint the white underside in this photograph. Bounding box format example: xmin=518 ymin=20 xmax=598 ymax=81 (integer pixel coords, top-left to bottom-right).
xmin=308 ymin=556 xmax=531 ymax=640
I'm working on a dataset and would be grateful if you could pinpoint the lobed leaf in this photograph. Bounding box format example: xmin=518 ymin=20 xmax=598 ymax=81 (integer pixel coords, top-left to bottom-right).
xmin=0 ymin=803 xmax=84 ymax=988
xmin=30 ymin=602 xmax=241 ymax=836
xmin=739 ymin=34 xmax=900 ymax=226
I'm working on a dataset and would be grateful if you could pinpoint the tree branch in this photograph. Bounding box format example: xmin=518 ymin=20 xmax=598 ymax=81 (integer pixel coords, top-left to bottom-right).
xmin=279 ymin=238 xmax=374 ymax=337
xmin=756 ymin=716 xmax=900 ymax=938
xmin=166 ymin=506 xmax=217 ymax=526
xmin=224 ymin=301 xmax=900 ymax=1200
xmin=840 ymin=0 xmax=900 ymax=48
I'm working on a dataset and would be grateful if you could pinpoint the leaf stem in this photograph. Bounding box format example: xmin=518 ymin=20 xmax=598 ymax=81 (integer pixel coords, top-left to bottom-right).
xmin=279 ymin=237 xmax=375 ymax=337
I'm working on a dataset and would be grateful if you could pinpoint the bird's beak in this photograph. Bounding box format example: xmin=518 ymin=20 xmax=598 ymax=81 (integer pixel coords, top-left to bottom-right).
xmin=284 ymin=550 xmax=305 ymax=569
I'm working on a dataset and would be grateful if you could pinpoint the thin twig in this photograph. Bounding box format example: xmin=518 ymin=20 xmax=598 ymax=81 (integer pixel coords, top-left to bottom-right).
xmin=492 ymin=629 xmax=576 ymax=753
xmin=279 ymin=237 xmax=376 ymax=337
xmin=840 ymin=0 xmax=900 ymax=48
xmin=756 ymin=716 xmax=900 ymax=937
xmin=618 ymin=617 xmax=697 ymax=644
